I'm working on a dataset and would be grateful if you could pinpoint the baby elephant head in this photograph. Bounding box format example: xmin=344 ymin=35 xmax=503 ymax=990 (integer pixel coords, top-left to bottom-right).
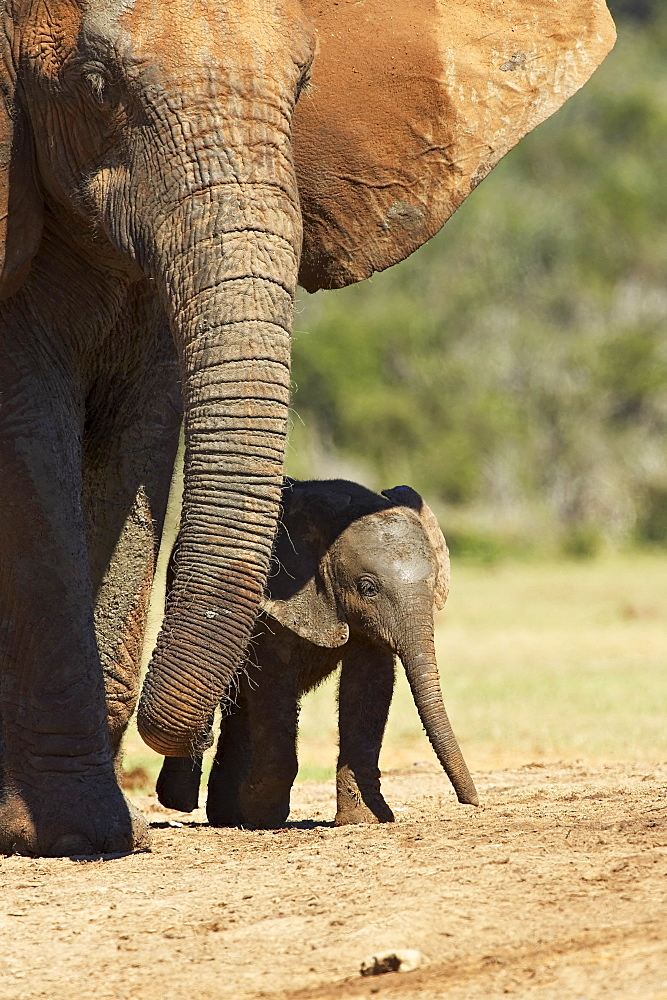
xmin=262 ymin=479 xmax=478 ymax=806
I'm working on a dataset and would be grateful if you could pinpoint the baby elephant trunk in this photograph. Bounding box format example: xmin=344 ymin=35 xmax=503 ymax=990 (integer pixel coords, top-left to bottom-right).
xmin=398 ymin=624 xmax=478 ymax=806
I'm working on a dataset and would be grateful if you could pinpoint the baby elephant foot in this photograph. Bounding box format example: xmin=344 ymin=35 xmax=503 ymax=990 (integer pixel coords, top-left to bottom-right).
xmin=335 ymin=765 xmax=395 ymax=826
xmin=238 ymin=796 xmax=291 ymax=831
xmin=206 ymin=778 xmax=291 ymax=830
xmin=0 ymin=772 xmax=150 ymax=857
xmin=237 ymin=773 xmax=294 ymax=830
xmin=156 ymin=756 xmax=202 ymax=813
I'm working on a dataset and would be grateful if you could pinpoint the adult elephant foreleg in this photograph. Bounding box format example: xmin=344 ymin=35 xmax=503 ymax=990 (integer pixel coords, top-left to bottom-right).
xmin=0 ymin=301 xmax=146 ymax=856
xmin=83 ymin=299 xmax=181 ymax=761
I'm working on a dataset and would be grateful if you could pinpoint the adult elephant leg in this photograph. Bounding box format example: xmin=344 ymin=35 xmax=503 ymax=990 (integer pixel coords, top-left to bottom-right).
xmin=82 ymin=305 xmax=181 ymax=762
xmin=155 ymin=544 xmax=208 ymax=813
xmin=0 ymin=323 xmax=145 ymax=856
xmin=335 ymin=641 xmax=395 ymax=826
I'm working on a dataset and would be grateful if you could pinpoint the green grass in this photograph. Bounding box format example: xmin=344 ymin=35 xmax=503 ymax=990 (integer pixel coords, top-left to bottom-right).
xmin=437 ymin=552 xmax=667 ymax=768
xmin=124 ymin=553 xmax=667 ymax=792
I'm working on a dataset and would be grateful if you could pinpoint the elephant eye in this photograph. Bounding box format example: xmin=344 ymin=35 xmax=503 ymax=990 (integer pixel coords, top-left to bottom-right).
xmin=357 ymin=576 xmax=379 ymax=599
xmin=295 ymin=65 xmax=312 ymax=101
xmin=84 ymin=68 xmax=110 ymax=104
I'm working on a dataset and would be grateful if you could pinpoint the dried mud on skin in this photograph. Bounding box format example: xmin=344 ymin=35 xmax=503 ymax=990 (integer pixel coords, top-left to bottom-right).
xmin=1 ymin=763 xmax=666 ymax=1000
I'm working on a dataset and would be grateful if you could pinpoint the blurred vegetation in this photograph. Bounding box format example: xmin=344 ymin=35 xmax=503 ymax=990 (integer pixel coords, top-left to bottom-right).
xmin=287 ymin=9 xmax=667 ymax=559
xmin=608 ymin=0 xmax=662 ymax=21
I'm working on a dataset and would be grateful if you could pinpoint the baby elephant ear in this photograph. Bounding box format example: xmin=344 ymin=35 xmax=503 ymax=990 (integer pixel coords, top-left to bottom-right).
xmin=260 ymin=487 xmax=349 ymax=648
xmin=382 ymin=486 xmax=451 ymax=612
xmin=0 ymin=35 xmax=43 ymax=298
xmin=262 ymin=585 xmax=349 ymax=648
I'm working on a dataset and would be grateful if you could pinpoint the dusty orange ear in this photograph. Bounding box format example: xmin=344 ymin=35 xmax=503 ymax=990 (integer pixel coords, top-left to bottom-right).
xmin=1 ymin=36 xmax=43 ymax=300
xmin=294 ymin=0 xmax=615 ymax=292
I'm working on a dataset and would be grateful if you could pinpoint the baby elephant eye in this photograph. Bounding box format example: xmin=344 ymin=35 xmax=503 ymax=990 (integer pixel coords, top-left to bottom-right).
xmin=357 ymin=576 xmax=379 ymax=599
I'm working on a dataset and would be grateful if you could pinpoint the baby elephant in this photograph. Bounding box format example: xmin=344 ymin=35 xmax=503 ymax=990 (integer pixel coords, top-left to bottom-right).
xmin=157 ymin=479 xmax=478 ymax=827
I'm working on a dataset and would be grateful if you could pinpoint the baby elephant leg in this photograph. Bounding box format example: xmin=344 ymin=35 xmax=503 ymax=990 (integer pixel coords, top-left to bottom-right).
xmin=207 ymin=661 xmax=299 ymax=829
xmin=240 ymin=669 xmax=300 ymax=828
xmin=336 ymin=641 xmax=395 ymax=825
xmin=156 ymin=755 xmax=203 ymax=813
xmin=156 ymin=710 xmax=213 ymax=813
xmin=206 ymin=701 xmax=252 ymax=827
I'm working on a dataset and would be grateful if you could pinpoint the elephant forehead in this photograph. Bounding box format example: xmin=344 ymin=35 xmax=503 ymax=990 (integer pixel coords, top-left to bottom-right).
xmin=82 ymin=0 xmax=312 ymax=82
xmin=341 ymin=512 xmax=436 ymax=584
xmin=82 ymin=0 xmax=136 ymax=31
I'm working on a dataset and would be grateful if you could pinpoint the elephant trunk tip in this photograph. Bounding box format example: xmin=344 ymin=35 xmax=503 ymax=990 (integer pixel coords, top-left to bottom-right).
xmin=456 ymin=783 xmax=480 ymax=807
xmin=446 ymin=762 xmax=479 ymax=807
xmin=137 ymin=704 xmax=201 ymax=758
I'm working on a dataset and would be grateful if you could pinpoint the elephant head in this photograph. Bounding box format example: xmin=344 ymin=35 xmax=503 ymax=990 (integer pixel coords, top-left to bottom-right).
xmin=262 ymin=479 xmax=478 ymax=806
xmin=0 ymin=0 xmax=615 ymax=761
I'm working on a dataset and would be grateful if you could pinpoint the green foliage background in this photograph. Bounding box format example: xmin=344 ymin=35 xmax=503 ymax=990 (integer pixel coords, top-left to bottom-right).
xmin=286 ymin=8 xmax=667 ymax=557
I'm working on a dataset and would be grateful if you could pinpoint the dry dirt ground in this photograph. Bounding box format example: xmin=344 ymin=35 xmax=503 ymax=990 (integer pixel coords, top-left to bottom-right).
xmin=2 ymin=762 xmax=666 ymax=1000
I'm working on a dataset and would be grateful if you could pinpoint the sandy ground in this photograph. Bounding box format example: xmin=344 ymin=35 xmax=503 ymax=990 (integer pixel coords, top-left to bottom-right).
xmin=1 ymin=761 xmax=666 ymax=1000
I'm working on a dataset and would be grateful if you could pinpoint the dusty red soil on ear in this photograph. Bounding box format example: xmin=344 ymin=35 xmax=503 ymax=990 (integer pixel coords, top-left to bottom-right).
xmin=2 ymin=762 xmax=666 ymax=1000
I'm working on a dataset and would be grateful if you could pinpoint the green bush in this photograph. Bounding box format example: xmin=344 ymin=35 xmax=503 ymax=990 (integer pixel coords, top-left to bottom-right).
xmin=445 ymin=530 xmax=505 ymax=566
xmin=561 ymin=526 xmax=603 ymax=561
xmin=636 ymin=486 xmax=667 ymax=546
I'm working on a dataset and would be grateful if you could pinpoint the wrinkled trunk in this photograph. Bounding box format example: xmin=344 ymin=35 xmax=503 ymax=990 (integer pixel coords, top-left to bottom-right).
xmin=137 ymin=131 xmax=301 ymax=755
xmin=398 ymin=622 xmax=478 ymax=806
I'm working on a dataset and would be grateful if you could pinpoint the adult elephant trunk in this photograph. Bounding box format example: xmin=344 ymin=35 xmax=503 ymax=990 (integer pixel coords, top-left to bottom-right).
xmin=137 ymin=163 xmax=300 ymax=756
xmin=398 ymin=619 xmax=479 ymax=806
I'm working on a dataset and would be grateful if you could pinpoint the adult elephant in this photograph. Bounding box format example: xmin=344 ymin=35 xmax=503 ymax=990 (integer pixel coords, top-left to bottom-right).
xmin=0 ymin=0 xmax=614 ymax=856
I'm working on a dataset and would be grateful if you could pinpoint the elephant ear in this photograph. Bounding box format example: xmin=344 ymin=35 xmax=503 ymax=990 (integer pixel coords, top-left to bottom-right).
xmin=261 ymin=482 xmax=350 ymax=648
xmin=382 ymin=486 xmax=450 ymax=613
xmin=294 ymin=0 xmax=615 ymax=291
xmin=0 ymin=16 xmax=43 ymax=299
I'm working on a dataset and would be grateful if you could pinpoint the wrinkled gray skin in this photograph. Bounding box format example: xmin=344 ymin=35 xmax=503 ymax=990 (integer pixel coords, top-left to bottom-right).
xmin=0 ymin=0 xmax=313 ymax=856
xmin=157 ymin=479 xmax=478 ymax=827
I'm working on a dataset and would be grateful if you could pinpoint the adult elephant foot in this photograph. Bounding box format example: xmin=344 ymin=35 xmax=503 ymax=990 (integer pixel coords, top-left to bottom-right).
xmin=0 ymin=773 xmax=150 ymax=857
xmin=334 ymin=765 xmax=394 ymax=827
